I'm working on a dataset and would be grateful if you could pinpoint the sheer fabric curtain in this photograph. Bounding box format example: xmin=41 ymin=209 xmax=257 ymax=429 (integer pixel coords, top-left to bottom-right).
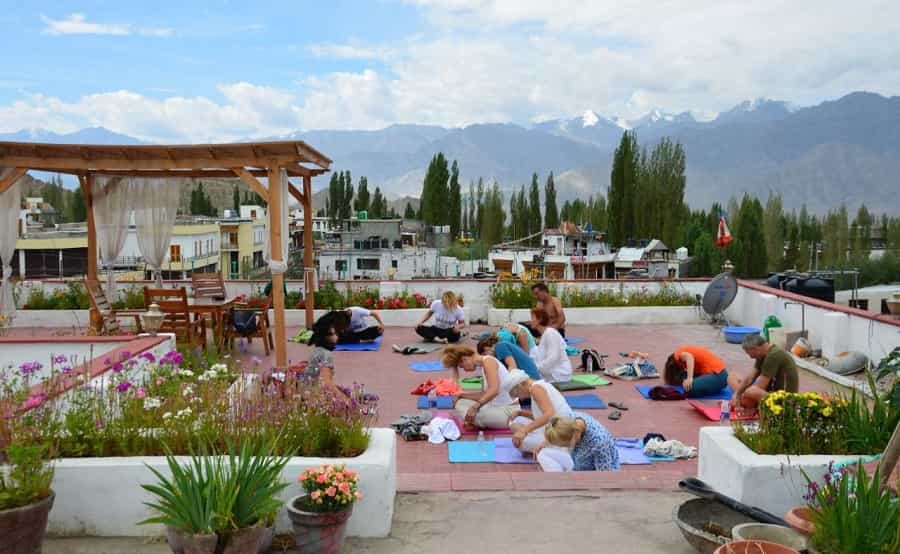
xmin=0 ymin=168 xmax=22 ymax=317
xmin=131 ymin=178 xmax=183 ymax=286
xmin=92 ymin=176 xmax=132 ymax=299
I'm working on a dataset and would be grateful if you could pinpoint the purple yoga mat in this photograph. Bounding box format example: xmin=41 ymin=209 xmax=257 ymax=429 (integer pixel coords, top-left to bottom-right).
xmin=494 ymin=437 xmax=537 ymax=464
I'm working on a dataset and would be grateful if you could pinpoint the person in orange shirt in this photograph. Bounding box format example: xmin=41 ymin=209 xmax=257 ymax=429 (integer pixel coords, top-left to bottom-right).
xmin=663 ymin=345 xmax=729 ymax=398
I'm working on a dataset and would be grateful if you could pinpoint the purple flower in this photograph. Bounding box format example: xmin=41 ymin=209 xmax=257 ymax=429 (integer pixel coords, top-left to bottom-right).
xmin=96 ymin=420 xmax=105 ymax=430
xmin=140 ymin=352 xmax=156 ymax=363
xmin=60 ymin=365 xmax=73 ymax=374
xmin=112 ymin=362 xmax=124 ymax=373
xmin=161 ymin=351 xmax=183 ymax=366
xmin=19 ymin=361 xmax=43 ymax=375
xmin=119 ymin=351 xmax=132 ymax=361
xmin=104 ymin=357 xmax=112 ymax=365
xmin=53 ymin=354 xmax=67 ymax=364
xmin=252 ymin=356 xmax=262 ymax=366
xmin=116 ymin=381 xmax=132 ymax=393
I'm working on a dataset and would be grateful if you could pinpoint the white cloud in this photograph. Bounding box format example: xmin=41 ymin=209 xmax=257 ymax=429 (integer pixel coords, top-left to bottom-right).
xmin=306 ymin=41 xmax=394 ymax=61
xmin=41 ymin=13 xmax=173 ymax=37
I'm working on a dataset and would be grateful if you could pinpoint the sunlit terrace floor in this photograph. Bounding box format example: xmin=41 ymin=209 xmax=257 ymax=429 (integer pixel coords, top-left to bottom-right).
xmin=11 ymin=322 xmax=843 ymax=492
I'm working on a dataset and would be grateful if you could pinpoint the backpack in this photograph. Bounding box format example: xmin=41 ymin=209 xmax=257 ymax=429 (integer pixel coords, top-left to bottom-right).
xmin=581 ymin=349 xmax=607 ymax=373
xmin=232 ymin=309 xmax=258 ymax=334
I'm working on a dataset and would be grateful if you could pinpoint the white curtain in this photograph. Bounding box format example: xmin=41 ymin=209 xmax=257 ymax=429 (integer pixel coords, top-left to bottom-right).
xmin=264 ymin=169 xmax=290 ymax=275
xmin=0 ymin=168 xmax=21 ymax=317
xmin=93 ymin=176 xmax=131 ymax=300
xmin=131 ymin=178 xmax=184 ymax=287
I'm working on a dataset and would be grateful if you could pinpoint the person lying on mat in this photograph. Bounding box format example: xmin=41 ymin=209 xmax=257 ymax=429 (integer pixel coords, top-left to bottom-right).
xmin=477 ymin=336 xmax=540 ymax=380
xmin=505 ymin=369 xmax=573 ymax=453
xmin=442 ymin=345 xmax=518 ymax=430
xmin=304 ymin=323 xmax=350 ymax=401
xmin=520 ymin=282 xmax=566 ymax=338
xmin=497 ymin=322 xmax=536 ymax=352
xmin=663 ymin=345 xmax=729 ymax=398
xmin=415 ymin=291 xmax=466 ymax=343
xmin=537 ymin=414 xmax=620 ymax=472
xmin=729 ymin=334 xmax=799 ymax=412
xmin=338 ymin=306 xmax=385 ymax=344
xmin=528 ymin=307 xmax=573 ymax=383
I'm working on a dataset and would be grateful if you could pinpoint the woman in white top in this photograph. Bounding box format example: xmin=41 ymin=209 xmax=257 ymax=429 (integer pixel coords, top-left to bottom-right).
xmin=338 ymin=306 xmax=385 ymax=344
xmin=505 ymin=369 xmax=573 ymax=453
xmin=416 ymin=291 xmax=465 ymax=343
xmin=528 ymin=307 xmax=573 ymax=383
xmin=442 ymin=344 xmax=518 ymax=429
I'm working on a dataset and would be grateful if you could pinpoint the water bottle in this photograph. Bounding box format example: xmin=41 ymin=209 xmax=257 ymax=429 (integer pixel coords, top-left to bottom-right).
xmin=720 ymin=400 xmax=731 ymax=425
xmin=477 ymin=430 xmax=486 ymax=456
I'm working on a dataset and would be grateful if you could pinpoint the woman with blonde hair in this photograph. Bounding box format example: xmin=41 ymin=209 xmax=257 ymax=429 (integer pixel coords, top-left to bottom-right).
xmin=537 ymin=413 xmax=619 ymax=472
xmin=505 ymin=369 xmax=572 ymax=453
xmin=416 ymin=291 xmax=466 ymax=343
xmin=442 ymin=344 xmax=518 ymax=429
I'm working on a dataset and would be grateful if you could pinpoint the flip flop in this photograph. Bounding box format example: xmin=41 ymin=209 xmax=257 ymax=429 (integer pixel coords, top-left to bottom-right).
xmin=392 ymin=344 xmax=403 ymax=353
xmin=609 ymin=402 xmax=628 ymax=411
xmin=608 ymin=410 xmax=622 ymax=421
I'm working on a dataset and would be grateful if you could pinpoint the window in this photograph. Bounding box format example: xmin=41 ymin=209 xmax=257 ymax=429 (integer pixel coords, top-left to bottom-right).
xmin=357 ymin=258 xmax=380 ymax=270
xmin=391 ymin=260 xmax=398 ymax=268
xmin=170 ymin=244 xmax=181 ymax=262
xmin=335 ymin=260 xmax=347 ymax=271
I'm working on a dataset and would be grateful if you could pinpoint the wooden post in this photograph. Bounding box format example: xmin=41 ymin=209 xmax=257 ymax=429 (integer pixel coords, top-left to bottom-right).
xmin=81 ymin=175 xmax=101 ymax=333
xmin=303 ymin=174 xmax=315 ymax=328
xmin=267 ymin=165 xmax=287 ymax=367
xmin=878 ymin=419 xmax=900 ymax=492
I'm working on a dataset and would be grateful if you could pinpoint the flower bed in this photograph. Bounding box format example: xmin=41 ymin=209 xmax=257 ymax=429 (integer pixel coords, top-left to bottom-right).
xmin=490 ymin=282 xmax=696 ymax=309
xmin=299 ymin=281 xmax=429 ymax=310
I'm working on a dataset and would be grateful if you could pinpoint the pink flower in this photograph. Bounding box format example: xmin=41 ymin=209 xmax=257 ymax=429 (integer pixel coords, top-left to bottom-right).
xmin=338 ymin=482 xmax=351 ymax=494
xmin=141 ymin=352 xmax=156 ymax=363
xmin=310 ymin=490 xmax=321 ymax=500
xmin=355 ymin=491 xmax=363 ymax=500
xmin=23 ymin=393 xmax=47 ymax=410
xmin=135 ymin=387 xmax=147 ymax=399
xmin=156 ymin=377 xmax=165 ymax=386
xmin=325 ymin=486 xmax=337 ymax=497
xmin=316 ymin=474 xmax=327 ymax=484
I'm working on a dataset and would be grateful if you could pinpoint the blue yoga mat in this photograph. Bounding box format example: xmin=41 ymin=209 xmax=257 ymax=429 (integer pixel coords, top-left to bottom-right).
xmin=565 ymin=337 xmax=585 ymax=345
xmin=409 ymin=360 xmax=445 ymax=372
xmin=635 ymin=384 xmax=733 ymax=401
xmin=334 ymin=336 xmax=383 ymax=351
xmin=616 ymin=437 xmax=651 ymax=465
xmin=563 ymin=393 xmax=607 ymax=409
xmin=416 ymin=396 xmax=455 ymax=409
xmin=448 ymin=440 xmax=495 ymax=463
xmin=565 ymin=346 xmax=581 ymax=356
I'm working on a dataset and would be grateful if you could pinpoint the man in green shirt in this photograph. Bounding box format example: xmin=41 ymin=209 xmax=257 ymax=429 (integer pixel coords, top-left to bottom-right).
xmin=729 ymin=334 xmax=799 ymax=412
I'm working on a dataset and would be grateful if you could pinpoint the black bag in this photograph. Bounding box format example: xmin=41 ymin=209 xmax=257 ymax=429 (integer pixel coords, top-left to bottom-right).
xmin=232 ymin=310 xmax=258 ymax=334
xmin=581 ymin=349 xmax=607 ymax=373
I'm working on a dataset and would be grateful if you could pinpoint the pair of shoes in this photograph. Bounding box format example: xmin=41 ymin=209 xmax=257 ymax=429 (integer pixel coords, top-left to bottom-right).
xmin=608 ymin=410 xmax=622 ymax=421
xmin=393 ymin=344 xmax=421 ymax=355
xmin=435 ymin=337 xmax=448 ymax=344
xmin=608 ymin=401 xmax=628 ymax=411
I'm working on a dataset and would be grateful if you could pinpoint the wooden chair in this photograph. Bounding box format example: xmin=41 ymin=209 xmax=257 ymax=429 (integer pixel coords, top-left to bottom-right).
xmin=224 ymin=298 xmax=273 ymax=355
xmin=143 ymin=287 xmax=206 ymax=350
xmin=191 ymin=272 xmax=227 ymax=300
xmin=85 ymin=279 xmax=143 ymax=335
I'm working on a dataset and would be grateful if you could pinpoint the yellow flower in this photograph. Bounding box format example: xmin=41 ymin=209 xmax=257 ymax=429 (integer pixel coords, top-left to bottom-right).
xmin=821 ymin=407 xmax=833 ymax=417
xmin=770 ymin=405 xmax=783 ymax=415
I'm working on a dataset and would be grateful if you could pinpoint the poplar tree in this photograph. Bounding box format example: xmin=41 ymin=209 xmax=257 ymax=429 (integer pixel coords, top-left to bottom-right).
xmin=544 ymin=172 xmax=560 ymax=230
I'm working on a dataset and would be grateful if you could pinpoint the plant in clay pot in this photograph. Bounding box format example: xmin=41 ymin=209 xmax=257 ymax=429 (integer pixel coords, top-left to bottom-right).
xmin=140 ymin=440 xmax=289 ymax=554
xmin=713 ymin=540 xmax=800 ymax=554
xmin=287 ymin=464 xmax=362 ymax=554
xmin=0 ymin=444 xmax=56 ymax=554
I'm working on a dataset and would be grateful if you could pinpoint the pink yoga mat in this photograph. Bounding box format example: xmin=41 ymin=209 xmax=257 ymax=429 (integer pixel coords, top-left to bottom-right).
xmin=687 ymin=400 xmax=758 ymax=422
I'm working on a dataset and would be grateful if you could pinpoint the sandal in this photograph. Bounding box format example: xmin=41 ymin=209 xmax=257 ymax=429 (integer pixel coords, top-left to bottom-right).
xmin=609 ymin=402 xmax=628 ymax=411
xmin=608 ymin=410 xmax=622 ymax=421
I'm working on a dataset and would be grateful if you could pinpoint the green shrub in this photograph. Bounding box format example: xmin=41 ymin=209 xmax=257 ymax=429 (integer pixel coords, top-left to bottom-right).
xmin=21 ymin=283 xmax=90 ymax=310
xmin=489 ymin=282 xmax=695 ymax=309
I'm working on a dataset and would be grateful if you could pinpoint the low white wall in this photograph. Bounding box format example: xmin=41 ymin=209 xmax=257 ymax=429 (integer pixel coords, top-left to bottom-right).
xmin=698 ymin=427 xmax=869 ymax=518
xmin=48 ymin=428 xmax=396 ymax=538
xmin=724 ymin=284 xmax=900 ymax=363
xmin=487 ymin=306 xmax=702 ymax=326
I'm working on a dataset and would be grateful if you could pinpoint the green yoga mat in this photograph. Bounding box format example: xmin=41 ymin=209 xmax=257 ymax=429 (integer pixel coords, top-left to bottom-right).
xmin=460 ymin=377 xmax=483 ymax=390
xmin=554 ymin=374 xmax=611 ymax=391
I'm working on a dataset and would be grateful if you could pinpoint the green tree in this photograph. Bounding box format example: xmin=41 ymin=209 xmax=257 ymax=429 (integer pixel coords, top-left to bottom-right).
xmin=528 ymin=173 xmax=542 ymax=242
xmin=467 ymin=180 xmax=476 ymax=236
xmin=544 ymin=172 xmax=559 ymax=230
xmin=404 ymin=202 xmax=416 ymax=219
xmin=608 ymin=131 xmax=640 ymax=246
xmin=341 ymin=171 xmax=354 ymax=226
xmin=763 ymin=193 xmax=784 ymax=272
xmin=233 ymin=185 xmax=240 ymax=211
xmin=691 ymin=232 xmax=718 ymax=277
xmin=475 ymin=178 xmax=484 ymax=238
xmin=354 ymin=176 xmax=370 ymax=214
xmin=69 ymin=185 xmax=87 ymax=222
xmin=448 ymin=161 xmax=462 ymax=239
xmin=327 ymin=172 xmax=341 ymax=225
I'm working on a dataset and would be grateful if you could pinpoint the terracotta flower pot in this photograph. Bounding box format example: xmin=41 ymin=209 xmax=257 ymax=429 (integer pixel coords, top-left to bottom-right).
xmin=783 ymin=506 xmax=815 ymax=536
xmin=166 ymin=525 xmax=268 ymax=554
xmin=287 ymin=495 xmax=354 ymax=554
xmin=713 ymin=540 xmax=800 ymax=554
xmin=0 ymin=491 xmax=55 ymax=554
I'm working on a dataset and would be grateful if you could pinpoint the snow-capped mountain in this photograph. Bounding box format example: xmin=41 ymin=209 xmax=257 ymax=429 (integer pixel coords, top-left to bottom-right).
xmin=711 ymin=98 xmax=794 ymax=126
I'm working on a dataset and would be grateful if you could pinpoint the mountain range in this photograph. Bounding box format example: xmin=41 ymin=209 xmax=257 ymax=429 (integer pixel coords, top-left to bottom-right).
xmin=2 ymin=91 xmax=899 ymax=214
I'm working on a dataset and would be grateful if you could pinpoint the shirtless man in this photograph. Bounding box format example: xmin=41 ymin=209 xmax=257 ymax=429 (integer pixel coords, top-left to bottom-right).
xmin=522 ymin=282 xmax=566 ymax=338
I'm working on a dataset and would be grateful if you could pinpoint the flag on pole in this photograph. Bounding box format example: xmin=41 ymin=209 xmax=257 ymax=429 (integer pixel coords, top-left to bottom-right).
xmin=716 ymin=215 xmax=733 ymax=249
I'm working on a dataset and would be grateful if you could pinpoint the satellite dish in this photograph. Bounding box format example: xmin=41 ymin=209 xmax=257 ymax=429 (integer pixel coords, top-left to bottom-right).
xmin=701 ymin=272 xmax=738 ymax=324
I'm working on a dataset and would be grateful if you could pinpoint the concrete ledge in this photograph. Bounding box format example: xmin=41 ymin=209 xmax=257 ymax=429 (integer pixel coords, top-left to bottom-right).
xmin=48 ymin=428 xmax=396 ymax=538
xmin=697 ymin=426 xmax=869 ymax=517
xmin=487 ymin=306 xmax=701 ymax=326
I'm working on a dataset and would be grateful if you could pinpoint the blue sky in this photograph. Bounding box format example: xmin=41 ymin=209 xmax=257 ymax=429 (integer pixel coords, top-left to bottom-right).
xmin=1 ymin=1 xmax=898 ymax=142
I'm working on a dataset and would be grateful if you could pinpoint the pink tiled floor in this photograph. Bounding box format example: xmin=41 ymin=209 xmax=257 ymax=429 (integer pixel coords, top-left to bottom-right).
xmin=15 ymin=322 xmax=838 ymax=492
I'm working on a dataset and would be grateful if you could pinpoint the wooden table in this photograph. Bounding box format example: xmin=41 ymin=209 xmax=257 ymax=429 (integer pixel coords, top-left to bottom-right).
xmin=188 ymin=297 xmax=236 ymax=349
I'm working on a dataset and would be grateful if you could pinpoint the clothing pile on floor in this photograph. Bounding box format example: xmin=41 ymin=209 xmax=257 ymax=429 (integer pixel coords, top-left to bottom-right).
xmin=605 ymin=359 xmax=659 ymax=380
xmin=390 ymin=410 xmax=461 ymax=443
xmin=643 ymin=437 xmax=697 ymax=459
xmin=410 ymin=379 xmax=462 ymax=396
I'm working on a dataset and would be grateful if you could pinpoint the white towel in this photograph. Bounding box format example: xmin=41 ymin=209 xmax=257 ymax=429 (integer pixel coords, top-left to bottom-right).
xmin=424 ymin=417 xmax=461 ymax=444
xmin=643 ymin=438 xmax=697 ymax=459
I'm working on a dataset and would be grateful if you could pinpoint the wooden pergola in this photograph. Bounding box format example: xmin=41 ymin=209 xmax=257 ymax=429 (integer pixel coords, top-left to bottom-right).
xmin=0 ymin=140 xmax=332 ymax=367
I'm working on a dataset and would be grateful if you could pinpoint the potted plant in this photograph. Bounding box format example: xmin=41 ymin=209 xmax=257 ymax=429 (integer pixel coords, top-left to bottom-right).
xmin=713 ymin=540 xmax=800 ymax=554
xmin=0 ymin=443 xmax=56 ymax=554
xmin=140 ymin=440 xmax=289 ymax=554
xmin=287 ymin=464 xmax=362 ymax=554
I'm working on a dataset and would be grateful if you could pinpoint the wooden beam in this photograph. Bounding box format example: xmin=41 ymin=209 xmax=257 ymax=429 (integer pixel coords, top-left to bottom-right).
xmin=303 ymin=174 xmax=315 ymax=329
xmin=0 ymin=167 xmax=27 ymax=194
xmin=294 ymin=142 xmax=332 ymax=170
xmin=81 ymin=174 xmax=101 ymax=333
xmin=231 ymin=168 xmax=269 ymax=202
xmin=268 ymin=165 xmax=287 ymax=368
xmin=0 ymin=154 xmax=306 ymax=172
xmin=287 ymin=180 xmax=306 ymax=206
xmin=25 ymin=167 xmax=308 ymax=179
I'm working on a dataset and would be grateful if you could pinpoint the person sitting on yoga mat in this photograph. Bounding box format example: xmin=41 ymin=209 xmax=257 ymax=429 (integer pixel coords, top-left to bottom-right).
xmin=497 ymin=322 xmax=537 ymax=352
xmin=729 ymin=333 xmax=799 ymax=412
xmin=442 ymin=344 xmax=518 ymax=430
xmin=415 ymin=291 xmax=465 ymax=343
xmin=505 ymin=369 xmax=573 ymax=453
xmin=528 ymin=307 xmax=572 ymax=383
xmin=663 ymin=345 xmax=729 ymax=398
xmin=520 ymin=283 xmax=566 ymax=338
xmin=304 ymin=323 xmax=350 ymax=401
xmin=338 ymin=306 xmax=385 ymax=344
xmin=477 ymin=336 xmax=540 ymax=380
xmin=537 ymin=414 xmax=620 ymax=472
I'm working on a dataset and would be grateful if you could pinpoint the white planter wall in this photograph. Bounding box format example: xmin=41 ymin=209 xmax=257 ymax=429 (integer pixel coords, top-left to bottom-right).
xmin=698 ymin=427 xmax=871 ymax=518
xmin=487 ymin=306 xmax=701 ymax=326
xmin=48 ymin=428 xmax=396 ymax=538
